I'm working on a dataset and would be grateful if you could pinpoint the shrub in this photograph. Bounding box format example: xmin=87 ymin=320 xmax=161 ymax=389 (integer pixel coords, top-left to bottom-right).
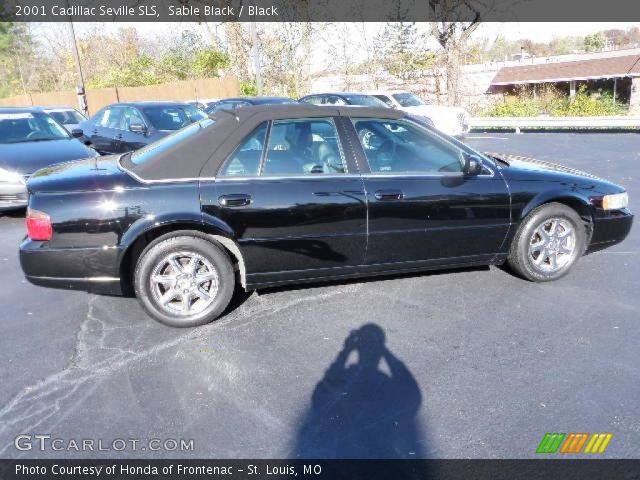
xmin=240 ymin=82 xmax=258 ymax=96
xmin=482 ymin=84 xmax=628 ymax=117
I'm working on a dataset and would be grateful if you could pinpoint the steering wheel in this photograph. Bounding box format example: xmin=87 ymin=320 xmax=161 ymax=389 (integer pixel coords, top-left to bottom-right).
xmin=26 ymin=131 xmax=39 ymax=140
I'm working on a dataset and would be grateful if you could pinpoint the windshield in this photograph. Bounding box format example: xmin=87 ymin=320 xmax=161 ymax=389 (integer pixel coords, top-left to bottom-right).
xmin=343 ymin=95 xmax=388 ymax=107
xmin=141 ymin=105 xmax=208 ymax=131
xmin=46 ymin=109 xmax=85 ymax=125
xmin=130 ymin=118 xmax=214 ymax=165
xmin=392 ymin=93 xmax=426 ymax=107
xmin=0 ymin=112 xmax=70 ymax=144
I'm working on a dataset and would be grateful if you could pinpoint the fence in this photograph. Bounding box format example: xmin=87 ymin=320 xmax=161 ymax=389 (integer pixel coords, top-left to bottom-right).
xmin=0 ymin=76 xmax=239 ymax=116
xmin=471 ymin=116 xmax=640 ymax=132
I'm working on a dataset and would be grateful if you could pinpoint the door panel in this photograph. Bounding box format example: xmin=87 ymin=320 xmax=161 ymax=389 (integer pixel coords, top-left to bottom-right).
xmin=364 ymin=175 xmax=511 ymax=264
xmin=86 ymin=109 xmax=112 ymax=154
xmin=203 ymin=177 xmax=367 ymax=279
xmin=117 ymin=107 xmax=148 ymax=152
xmin=350 ymin=118 xmax=511 ymax=265
xmin=200 ymin=116 xmax=367 ymax=285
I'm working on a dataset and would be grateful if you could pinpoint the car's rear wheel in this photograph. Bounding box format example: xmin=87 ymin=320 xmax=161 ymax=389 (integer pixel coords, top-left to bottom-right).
xmin=134 ymin=234 xmax=235 ymax=327
xmin=507 ymin=203 xmax=586 ymax=282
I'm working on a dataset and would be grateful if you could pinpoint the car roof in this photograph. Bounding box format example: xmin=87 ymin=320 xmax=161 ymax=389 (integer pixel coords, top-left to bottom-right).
xmin=124 ymin=103 xmax=406 ymax=182
xmin=33 ymin=105 xmax=76 ymax=110
xmin=106 ymin=101 xmax=191 ymax=108
xmin=0 ymin=107 xmax=45 ymax=114
xmin=301 ymin=92 xmax=375 ymax=98
xmin=212 ymin=103 xmax=403 ymax=121
xmin=366 ymin=90 xmax=411 ymax=96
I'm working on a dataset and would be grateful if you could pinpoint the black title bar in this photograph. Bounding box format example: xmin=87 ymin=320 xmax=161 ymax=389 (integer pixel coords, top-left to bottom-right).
xmin=1 ymin=460 xmax=640 ymax=480
xmin=2 ymin=0 xmax=640 ymax=22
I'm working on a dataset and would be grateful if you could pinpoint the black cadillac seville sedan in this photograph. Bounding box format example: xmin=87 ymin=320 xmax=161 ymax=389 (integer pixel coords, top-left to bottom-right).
xmin=20 ymin=105 xmax=632 ymax=327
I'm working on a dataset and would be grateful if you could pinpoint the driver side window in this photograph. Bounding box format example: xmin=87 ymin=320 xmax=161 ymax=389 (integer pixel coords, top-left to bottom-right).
xmin=353 ymin=119 xmax=463 ymax=174
xmin=121 ymin=107 xmax=145 ymax=131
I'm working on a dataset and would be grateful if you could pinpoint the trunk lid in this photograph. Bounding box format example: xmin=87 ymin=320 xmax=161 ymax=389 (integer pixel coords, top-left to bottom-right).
xmin=27 ymin=155 xmax=140 ymax=194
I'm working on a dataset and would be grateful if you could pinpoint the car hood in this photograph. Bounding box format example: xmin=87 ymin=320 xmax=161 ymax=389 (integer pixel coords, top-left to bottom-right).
xmin=486 ymin=152 xmax=602 ymax=179
xmin=0 ymin=138 xmax=97 ymax=176
xmin=486 ymin=152 xmax=626 ymax=194
xmin=27 ymin=154 xmax=139 ymax=194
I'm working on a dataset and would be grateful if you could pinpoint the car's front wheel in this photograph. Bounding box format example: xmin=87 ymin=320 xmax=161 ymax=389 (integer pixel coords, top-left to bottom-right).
xmin=134 ymin=234 xmax=235 ymax=327
xmin=507 ymin=203 xmax=586 ymax=282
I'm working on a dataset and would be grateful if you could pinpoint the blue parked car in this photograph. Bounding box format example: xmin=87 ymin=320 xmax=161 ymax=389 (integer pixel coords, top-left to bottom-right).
xmin=0 ymin=107 xmax=97 ymax=211
xmin=205 ymin=96 xmax=296 ymax=114
xmin=77 ymin=101 xmax=208 ymax=155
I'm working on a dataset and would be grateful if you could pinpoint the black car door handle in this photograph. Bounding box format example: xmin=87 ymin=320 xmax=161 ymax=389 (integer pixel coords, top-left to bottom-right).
xmin=219 ymin=194 xmax=252 ymax=207
xmin=374 ymin=189 xmax=404 ymax=201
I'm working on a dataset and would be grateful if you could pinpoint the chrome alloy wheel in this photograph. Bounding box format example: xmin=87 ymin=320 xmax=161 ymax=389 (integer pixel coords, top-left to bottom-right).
xmin=150 ymin=251 xmax=219 ymax=316
xmin=528 ymin=217 xmax=576 ymax=273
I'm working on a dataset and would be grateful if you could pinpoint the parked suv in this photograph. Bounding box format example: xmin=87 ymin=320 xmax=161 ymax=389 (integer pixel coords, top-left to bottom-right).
xmin=78 ymin=101 xmax=207 ymax=154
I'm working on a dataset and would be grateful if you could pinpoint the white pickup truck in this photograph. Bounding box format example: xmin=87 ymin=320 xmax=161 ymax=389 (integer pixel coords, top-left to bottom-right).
xmin=368 ymin=90 xmax=471 ymax=137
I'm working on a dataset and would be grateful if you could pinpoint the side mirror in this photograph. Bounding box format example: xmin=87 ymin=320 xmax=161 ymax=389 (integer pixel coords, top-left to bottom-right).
xmin=71 ymin=128 xmax=84 ymax=138
xmin=130 ymin=123 xmax=147 ymax=134
xmin=463 ymin=154 xmax=484 ymax=176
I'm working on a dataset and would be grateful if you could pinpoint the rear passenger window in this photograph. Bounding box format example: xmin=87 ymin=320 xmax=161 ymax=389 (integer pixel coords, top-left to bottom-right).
xmin=262 ymin=119 xmax=346 ymax=176
xmin=219 ymin=122 xmax=268 ymax=177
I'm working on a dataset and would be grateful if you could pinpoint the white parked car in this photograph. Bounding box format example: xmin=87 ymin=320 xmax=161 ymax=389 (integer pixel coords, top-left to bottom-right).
xmin=368 ymin=91 xmax=471 ymax=137
xmin=186 ymin=98 xmax=220 ymax=111
xmin=37 ymin=106 xmax=87 ymax=133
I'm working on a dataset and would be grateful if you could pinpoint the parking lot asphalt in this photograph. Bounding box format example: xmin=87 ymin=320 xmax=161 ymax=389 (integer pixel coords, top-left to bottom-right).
xmin=0 ymin=132 xmax=638 ymax=459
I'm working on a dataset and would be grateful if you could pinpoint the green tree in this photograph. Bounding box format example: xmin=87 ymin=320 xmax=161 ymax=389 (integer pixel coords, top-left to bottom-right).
xmin=192 ymin=49 xmax=230 ymax=79
xmin=0 ymin=23 xmax=35 ymax=97
xmin=89 ymin=55 xmax=163 ymax=88
xmin=240 ymin=82 xmax=258 ymax=96
xmin=584 ymin=32 xmax=606 ymax=52
xmin=376 ymin=22 xmax=435 ymax=84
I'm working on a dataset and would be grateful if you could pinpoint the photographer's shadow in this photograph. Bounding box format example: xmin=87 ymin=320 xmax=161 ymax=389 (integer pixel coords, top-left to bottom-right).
xmin=291 ymin=324 xmax=425 ymax=458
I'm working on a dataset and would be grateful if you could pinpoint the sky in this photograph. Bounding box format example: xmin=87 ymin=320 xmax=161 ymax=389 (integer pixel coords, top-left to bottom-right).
xmin=73 ymin=21 xmax=640 ymax=43
xmin=476 ymin=22 xmax=640 ymax=42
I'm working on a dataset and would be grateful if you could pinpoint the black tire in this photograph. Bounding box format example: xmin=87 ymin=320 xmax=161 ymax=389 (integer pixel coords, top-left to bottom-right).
xmin=507 ymin=202 xmax=586 ymax=282
xmin=134 ymin=233 xmax=235 ymax=327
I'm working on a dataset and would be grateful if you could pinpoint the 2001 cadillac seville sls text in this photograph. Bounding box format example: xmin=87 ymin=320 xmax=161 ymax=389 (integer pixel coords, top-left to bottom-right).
xmin=19 ymin=105 xmax=633 ymax=327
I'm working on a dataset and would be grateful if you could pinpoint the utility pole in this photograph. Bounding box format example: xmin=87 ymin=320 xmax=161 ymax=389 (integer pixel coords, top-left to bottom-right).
xmin=250 ymin=23 xmax=263 ymax=95
xmin=66 ymin=1 xmax=88 ymax=114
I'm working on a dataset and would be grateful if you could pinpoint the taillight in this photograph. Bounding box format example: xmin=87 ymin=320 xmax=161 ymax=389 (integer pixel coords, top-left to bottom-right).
xmin=26 ymin=208 xmax=53 ymax=241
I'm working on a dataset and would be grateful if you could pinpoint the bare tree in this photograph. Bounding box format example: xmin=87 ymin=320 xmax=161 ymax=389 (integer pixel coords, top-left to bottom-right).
xmin=259 ymin=23 xmax=321 ymax=97
xmin=224 ymin=23 xmax=252 ymax=85
xmin=429 ymin=1 xmax=483 ymax=105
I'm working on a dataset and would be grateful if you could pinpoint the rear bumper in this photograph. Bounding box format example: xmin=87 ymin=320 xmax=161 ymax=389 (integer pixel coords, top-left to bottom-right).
xmin=587 ymin=209 xmax=633 ymax=253
xmin=20 ymin=239 xmax=124 ymax=295
xmin=0 ymin=183 xmax=28 ymax=211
